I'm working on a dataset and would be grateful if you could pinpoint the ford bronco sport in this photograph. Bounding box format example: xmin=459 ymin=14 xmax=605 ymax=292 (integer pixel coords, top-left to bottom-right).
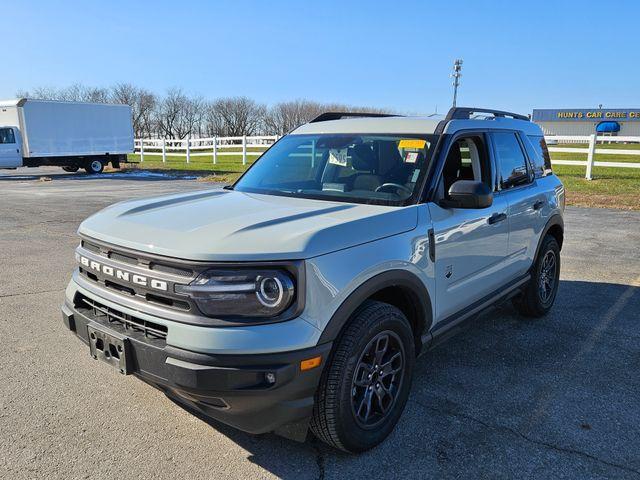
xmin=62 ymin=107 xmax=565 ymax=452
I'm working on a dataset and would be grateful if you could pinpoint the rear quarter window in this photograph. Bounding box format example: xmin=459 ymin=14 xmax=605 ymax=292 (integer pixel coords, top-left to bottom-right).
xmin=525 ymin=135 xmax=552 ymax=177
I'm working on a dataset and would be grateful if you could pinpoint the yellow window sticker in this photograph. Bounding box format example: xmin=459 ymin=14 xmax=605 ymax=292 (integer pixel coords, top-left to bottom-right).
xmin=398 ymin=139 xmax=426 ymax=149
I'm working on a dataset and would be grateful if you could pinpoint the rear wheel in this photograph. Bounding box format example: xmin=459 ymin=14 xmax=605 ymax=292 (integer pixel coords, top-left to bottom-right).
xmin=310 ymin=301 xmax=415 ymax=452
xmin=62 ymin=166 xmax=79 ymax=173
xmin=84 ymin=160 xmax=104 ymax=174
xmin=513 ymin=235 xmax=560 ymax=317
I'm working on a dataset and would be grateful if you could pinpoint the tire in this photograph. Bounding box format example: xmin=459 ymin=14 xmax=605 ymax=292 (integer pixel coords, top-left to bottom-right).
xmin=84 ymin=160 xmax=104 ymax=174
xmin=310 ymin=300 xmax=415 ymax=452
xmin=513 ymin=235 xmax=561 ymax=317
xmin=62 ymin=166 xmax=79 ymax=173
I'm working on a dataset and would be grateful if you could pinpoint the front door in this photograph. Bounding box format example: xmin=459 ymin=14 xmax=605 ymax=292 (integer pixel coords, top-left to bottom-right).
xmin=0 ymin=127 xmax=21 ymax=168
xmin=427 ymin=133 xmax=509 ymax=325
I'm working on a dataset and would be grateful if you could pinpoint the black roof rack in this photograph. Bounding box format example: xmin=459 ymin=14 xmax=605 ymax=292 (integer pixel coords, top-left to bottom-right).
xmin=444 ymin=107 xmax=529 ymax=122
xmin=309 ymin=112 xmax=401 ymax=123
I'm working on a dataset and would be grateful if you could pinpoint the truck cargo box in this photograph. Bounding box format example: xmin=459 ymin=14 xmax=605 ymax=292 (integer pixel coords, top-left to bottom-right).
xmin=0 ymin=98 xmax=133 ymax=158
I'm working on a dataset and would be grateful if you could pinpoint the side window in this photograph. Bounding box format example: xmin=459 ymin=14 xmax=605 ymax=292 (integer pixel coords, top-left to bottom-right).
xmin=525 ymin=135 xmax=552 ymax=177
xmin=0 ymin=128 xmax=16 ymax=144
xmin=492 ymin=132 xmax=529 ymax=189
xmin=440 ymin=135 xmax=491 ymax=199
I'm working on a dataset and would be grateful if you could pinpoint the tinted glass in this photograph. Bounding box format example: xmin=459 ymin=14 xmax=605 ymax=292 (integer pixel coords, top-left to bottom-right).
xmin=234 ymin=134 xmax=436 ymax=205
xmin=492 ymin=132 xmax=528 ymax=188
xmin=0 ymin=128 xmax=15 ymax=144
xmin=441 ymin=136 xmax=492 ymax=199
xmin=526 ymin=135 xmax=552 ymax=176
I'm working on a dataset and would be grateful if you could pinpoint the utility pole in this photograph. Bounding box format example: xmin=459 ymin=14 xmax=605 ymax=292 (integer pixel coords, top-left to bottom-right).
xmin=451 ymin=59 xmax=463 ymax=107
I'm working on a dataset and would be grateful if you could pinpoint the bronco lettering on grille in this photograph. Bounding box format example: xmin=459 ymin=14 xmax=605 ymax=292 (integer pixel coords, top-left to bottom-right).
xmin=79 ymin=256 xmax=168 ymax=291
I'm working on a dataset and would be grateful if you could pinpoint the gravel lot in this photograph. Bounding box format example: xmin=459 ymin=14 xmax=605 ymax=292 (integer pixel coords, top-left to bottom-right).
xmin=1 ymin=167 xmax=639 ymax=480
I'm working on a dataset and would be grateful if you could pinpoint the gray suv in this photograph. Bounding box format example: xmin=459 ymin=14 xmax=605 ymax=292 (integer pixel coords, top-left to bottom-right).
xmin=62 ymin=107 xmax=565 ymax=452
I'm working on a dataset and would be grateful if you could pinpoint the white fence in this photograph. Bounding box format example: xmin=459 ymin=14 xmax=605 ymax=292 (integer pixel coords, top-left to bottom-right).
xmin=547 ymin=134 xmax=640 ymax=180
xmin=133 ymin=133 xmax=640 ymax=180
xmin=134 ymin=135 xmax=279 ymax=165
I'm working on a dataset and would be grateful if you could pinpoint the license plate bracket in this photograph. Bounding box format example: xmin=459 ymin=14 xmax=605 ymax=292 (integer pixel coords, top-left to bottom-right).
xmin=87 ymin=324 xmax=131 ymax=375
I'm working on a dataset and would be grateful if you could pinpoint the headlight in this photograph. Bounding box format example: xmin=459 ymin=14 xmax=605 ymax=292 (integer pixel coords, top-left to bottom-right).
xmin=175 ymin=269 xmax=296 ymax=319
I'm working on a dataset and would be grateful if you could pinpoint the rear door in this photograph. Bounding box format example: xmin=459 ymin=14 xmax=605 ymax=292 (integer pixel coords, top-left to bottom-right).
xmin=0 ymin=127 xmax=21 ymax=168
xmin=490 ymin=131 xmax=541 ymax=278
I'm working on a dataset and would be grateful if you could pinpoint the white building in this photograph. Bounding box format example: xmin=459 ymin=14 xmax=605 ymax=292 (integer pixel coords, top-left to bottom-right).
xmin=532 ymin=109 xmax=640 ymax=136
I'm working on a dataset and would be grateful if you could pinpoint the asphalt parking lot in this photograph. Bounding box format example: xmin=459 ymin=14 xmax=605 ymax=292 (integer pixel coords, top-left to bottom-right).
xmin=1 ymin=167 xmax=639 ymax=480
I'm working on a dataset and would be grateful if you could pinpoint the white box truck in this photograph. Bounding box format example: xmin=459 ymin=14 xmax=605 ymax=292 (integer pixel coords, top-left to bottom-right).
xmin=0 ymin=98 xmax=134 ymax=174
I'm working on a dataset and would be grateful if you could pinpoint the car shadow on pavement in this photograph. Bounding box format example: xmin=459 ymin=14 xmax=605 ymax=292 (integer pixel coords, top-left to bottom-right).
xmin=170 ymin=279 xmax=640 ymax=479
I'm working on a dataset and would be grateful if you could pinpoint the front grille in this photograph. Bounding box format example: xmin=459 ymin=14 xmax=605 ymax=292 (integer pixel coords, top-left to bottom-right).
xmin=82 ymin=240 xmax=194 ymax=278
xmin=81 ymin=240 xmax=102 ymax=254
xmin=79 ymin=267 xmax=191 ymax=311
xmin=78 ymin=239 xmax=197 ymax=312
xmin=75 ymin=293 xmax=168 ymax=342
xmin=150 ymin=262 xmax=194 ymax=278
xmin=109 ymin=251 xmax=138 ymax=266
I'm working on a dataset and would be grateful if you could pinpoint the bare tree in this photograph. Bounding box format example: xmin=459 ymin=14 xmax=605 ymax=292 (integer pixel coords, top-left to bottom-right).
xmin=176 ymin=96 xmax=206 ymax=139
xmin=15 ymin=86 xmax=55 ymax=99
xmin=110 ymin=83 xmax=157 ymax=137
xmin=264 ymin=100 xmax=324 ymax=135
xmin=138 ymin=92 xmax=157 ymax=138
xmin=18 ymin=84 xmax=110 ymax=103
xmin=207 ymin=97 xmax=266 ymax=137
xmin=82 ymin=86 xmax=111 ymax=103
xmin=154 ymin=88 xmax=206 ymax=139
xmin=59 ymin=84 xmax=86 ymax=101
xmin=321 ymin=102 xmax=392 ymax=115
xmin=15 ymin=83 xmax=393 ymax=138
xmin=155 ymin=88 xmax=184 ymax=139
xmin=153 ymin=89 xmax=206 ymax=138
xmin=204 ymin=101 xmax=225 ymax=137
xmin=264 ymin=100 xmax=393 ymax=135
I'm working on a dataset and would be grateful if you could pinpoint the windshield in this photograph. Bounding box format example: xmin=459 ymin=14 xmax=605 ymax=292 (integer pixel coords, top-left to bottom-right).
xmin=233 ymin=134 xmax=437 ymax=205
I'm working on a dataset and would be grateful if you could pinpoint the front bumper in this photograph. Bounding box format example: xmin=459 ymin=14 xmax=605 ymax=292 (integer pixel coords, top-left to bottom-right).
xmin=62 ymin=298 xmax=331 ymax=436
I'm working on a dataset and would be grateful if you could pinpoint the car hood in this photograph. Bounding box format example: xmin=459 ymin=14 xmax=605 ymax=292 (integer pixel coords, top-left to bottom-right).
xmin=78 ymin=189 xmax=418 ymax=261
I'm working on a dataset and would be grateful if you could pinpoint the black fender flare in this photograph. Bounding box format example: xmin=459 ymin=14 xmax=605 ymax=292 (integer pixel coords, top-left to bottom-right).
xmin=317 ymin=269 xmax=433 ymax=345
xmin=534 ymin=214 xmax=564 ymax=261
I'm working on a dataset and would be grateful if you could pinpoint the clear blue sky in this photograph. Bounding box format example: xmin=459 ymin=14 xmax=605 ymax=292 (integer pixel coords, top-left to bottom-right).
xmin=4 ymin=0 xmax=639 ymax=114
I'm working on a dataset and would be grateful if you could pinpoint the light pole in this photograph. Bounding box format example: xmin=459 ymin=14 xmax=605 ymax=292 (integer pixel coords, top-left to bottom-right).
xmin=451 ymin=59 xmax=463 ymax=107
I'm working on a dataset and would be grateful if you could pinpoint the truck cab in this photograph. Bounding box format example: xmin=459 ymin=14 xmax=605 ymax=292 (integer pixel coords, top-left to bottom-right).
xmin=0 ymin=126 xmax=21 ymax=168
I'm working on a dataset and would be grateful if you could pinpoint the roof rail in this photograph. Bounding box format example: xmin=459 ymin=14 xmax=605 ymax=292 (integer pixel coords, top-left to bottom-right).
xmin=309 ymin=112 xmax=401 ymax=123
xmin=445 ymin=107 xmax=529 ymax=122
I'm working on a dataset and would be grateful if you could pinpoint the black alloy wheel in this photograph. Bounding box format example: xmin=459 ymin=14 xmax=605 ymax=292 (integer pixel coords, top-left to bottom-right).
xmin=351 ymin=331 xmax=405 ymax=428
xmin=513 ymin=234 xmax=561 ymax=317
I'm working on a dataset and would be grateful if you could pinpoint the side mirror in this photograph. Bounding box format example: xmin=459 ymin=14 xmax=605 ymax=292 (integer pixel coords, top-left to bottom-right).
xmin=441 ymin=180 xmax=493 ymax=209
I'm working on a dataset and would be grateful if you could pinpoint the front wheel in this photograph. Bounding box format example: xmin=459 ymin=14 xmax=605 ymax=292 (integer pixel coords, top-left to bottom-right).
xmin=84 ymin=160 xmax=104 ymax=174
xmin=310 ymin=301 xmax=415 ymax=452
xmin=62 ymin=166 xmax=79 ymax=173
xmin=513 ymin=235 xmax=561 ymax=317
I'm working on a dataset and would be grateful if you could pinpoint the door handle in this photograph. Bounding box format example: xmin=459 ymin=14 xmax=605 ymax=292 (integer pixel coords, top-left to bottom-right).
xmin=488 ymin=212 xmax=507 ymax=225
xmin=533 ymin=200 xmax=545 ymax=210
